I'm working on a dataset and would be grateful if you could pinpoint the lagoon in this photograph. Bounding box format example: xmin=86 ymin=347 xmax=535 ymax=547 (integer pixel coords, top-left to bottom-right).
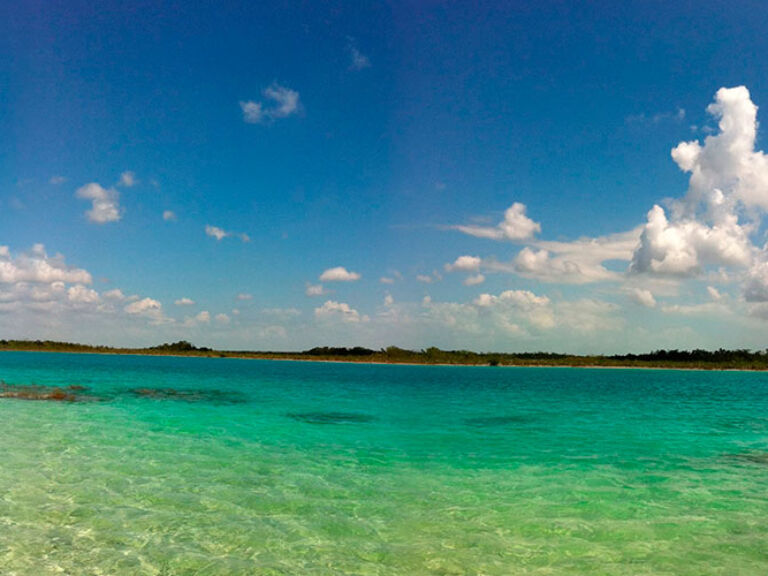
xmin=1 ymin=352 xmax=767 ymax=574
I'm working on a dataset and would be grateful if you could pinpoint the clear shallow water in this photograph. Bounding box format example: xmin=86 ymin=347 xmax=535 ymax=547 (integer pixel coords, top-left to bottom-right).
xmin=1 ymin=352 xmax=768 ymax=574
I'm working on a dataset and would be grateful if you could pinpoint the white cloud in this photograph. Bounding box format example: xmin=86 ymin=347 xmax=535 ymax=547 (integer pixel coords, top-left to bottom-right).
xmin=119 ymin=171 xmax=137 ymax=187
xmin=416 ymin=275 xmax=433 ymax=284
xmin=125 ymin=297 xmax=161 ymax=315
xmin=661 ymin=302 xmax=729 ymax=316
xmin=240 ymin=83 xmax=301 ymax=124
xmin=205 ymin=225 xmax=250 ymax=242
xmin=75 ymin=182 xmax=122 ymax=224
xmin=236 ymin=293 xmax=252 ymax=301
xmin=163 ymin=210 xmax=177 ymax=221
xmin=445 ymin=255 xmax=481 ymax=272
xmin=103 ymin=289 xmax=125 ymax=300
xmin=674 ymin=86 xmax=768 ymax=212
xmin=215 ymin=313 xmax=230 ymax=325
xmin=0 ymin=245 xmax=92 ymax=284
xmin=305 ymin=284 xmax=327 ymax=296
xmin=486 ymin=229 xmax=641 ymax=284
xmin=124 ymin=298 xmax=166 ymax=324
xmin=743 ymin=258 xmax=768 ymax=302
xmin=384 ymin=293 xmax=394 ymax=307
xmin=474 ymin=289 xmax=550 ymax=309
xmin=348 ymin=40 xmax=371 ymax=70
xmin=464 ymin=274 xmax=485 ymax=286
xmin=632 ymin=87 xmax=767 ymax=279
xmin=314 ymin=300 xmax=366 ymax=323
xmin=380 ymin=277 xmax=395 ymax=284
xmin=175 ymin=297 xmax=195 ymax=306
xmin=261 ymin=307 xmax=301 ymax=318
xmin=49 ymin=176 xmax=66 ymax=185
xmin=630 ymin=288 xmax=656 ymax=308
xmin=206 ymin=225 xmax=228 ymax=241
xmin=707 ymin=286 xmax=722 ymax=301
xmin=67 ymin=284 xmax=99 ymax=304
xmin=455 ymin=202 xmax=541 ymax=241
xmin=195 ymin=310 xmax=211 ymax=324
xmin=240 ymin=101 xmax=264 ymax=123
xmin=319 ymin=267 xmax=361 ymax=282
xmin=630 ymin=204 xmax=752 ymax=276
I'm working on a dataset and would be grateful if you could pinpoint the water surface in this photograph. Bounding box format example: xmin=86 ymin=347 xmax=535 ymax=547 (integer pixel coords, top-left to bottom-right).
xmin=1 ymin=352 xmax=767 ymax=574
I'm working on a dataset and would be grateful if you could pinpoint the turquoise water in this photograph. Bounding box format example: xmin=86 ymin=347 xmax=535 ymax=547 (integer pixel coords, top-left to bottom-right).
xmin=1 ymin=352 xmax=768 ymax=574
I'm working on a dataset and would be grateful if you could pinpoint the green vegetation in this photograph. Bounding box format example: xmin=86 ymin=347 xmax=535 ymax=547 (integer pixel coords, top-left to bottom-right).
xmin=1 ymin=339 xmax=768 ymax=369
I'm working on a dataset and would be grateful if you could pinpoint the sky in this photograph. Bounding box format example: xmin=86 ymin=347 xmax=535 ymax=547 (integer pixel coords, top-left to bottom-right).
xmin=3 ymin=1 xmax=768 ymax=353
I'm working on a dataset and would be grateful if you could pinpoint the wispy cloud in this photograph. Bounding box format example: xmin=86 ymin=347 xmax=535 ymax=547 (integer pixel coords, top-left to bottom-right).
xmin=305 ymin=284 xmax=328 ymax=296
xmin=205 ymin=225 xmax=250 ymax=243
xmin=240 ymin=82 xmax=301 ymax=124
xmin=119 ymin=171 xmax=137 ymax=187
xmin=348 ymin=39 xmax=371 ymax=71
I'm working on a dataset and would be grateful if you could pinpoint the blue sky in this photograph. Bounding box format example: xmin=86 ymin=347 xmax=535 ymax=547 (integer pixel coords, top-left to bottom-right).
xmin=4 ymin=1 xmax=768 ymax=352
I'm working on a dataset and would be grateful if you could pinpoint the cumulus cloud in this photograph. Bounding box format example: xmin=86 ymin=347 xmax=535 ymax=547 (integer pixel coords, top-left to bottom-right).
xmin=163 ymin=210 xmax=177 ymax=221
xmin=205 ymin=225 xmax=250 ymax=242
xmin=675 ymin=86 xmax=768 ymax=212
xmin=175 ymin=297 xmax=195 ymax=306
xmin=464 ymin=274 xmax=485 ymax=286
xmin=67 ymin=284 xmax=99 ymax=304
xmin=319 ymin=267 xmax=361 ymax=282
xmin=474 ymin=289 xmax=549 ymax=308
xmin=75 ymin=183 xmax=122 ymax=223
xmin=314 ymin=300 xmax=366 ymax=323
xmin=240 ymin=83 xmax=301 ymax=124
xmin=473 ymin=289 xmax=555 ymax=331
xmin=0 ymin=245 xmax=92 ymax=284
xmin=630 ymin=204 xmax=752 ymax=276
xmin=236 ymin=293 xmax=252 ymax=301
xmin=49 ymin=176 xmax=66 ymax=185
xmin=215 ymin=313 xmax=230 ymax=325
xmin=445 ymin=255 xmax=481 ymax=272
xmin=455 ymin=202 xmax=541 ymax=241
xmin=632 ymin=87 xmax=767 ymax=279
xmin=630 ymin=288 xmax=656 ymax=308
xmin=103 ymin=289 xmax=125 ymax=300
xmin=125 ymin=297 xmax=162 ymax=316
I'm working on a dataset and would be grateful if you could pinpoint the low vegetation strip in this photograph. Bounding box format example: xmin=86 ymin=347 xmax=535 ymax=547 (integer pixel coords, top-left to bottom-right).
xmin=1 ymin=340 xmax=768 ymax=370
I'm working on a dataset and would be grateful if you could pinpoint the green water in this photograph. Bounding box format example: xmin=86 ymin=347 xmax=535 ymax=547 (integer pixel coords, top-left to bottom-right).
xmin=1 ymin=352 xmax=767 ymax=574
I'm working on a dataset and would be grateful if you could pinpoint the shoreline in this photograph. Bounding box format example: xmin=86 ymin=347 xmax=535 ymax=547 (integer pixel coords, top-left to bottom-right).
xmin=1 ymin=346 xmax=767 ymax=372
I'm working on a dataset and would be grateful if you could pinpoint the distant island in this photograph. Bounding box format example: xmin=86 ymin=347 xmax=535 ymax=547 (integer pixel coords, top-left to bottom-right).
xmin=1 ymin=339 xmax=768 ymax=370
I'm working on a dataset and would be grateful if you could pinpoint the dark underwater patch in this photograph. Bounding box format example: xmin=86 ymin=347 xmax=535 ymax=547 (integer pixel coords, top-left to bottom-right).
xmin=724 ymin=451 xmax=768 ymax=466
xmin=0 ymin=382 xmax=98 ymax=402
xmin=128 ymin=387 xmax=248 ymax=405
xmin=464 ymin=414 xmax=534 ymax=428
xmin=286 ymin=411 xmax=377 ymax=425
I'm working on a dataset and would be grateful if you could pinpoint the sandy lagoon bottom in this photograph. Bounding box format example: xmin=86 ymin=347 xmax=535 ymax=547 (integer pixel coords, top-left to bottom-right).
xmin=1 ymin=351 xmax=767 ymax=574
